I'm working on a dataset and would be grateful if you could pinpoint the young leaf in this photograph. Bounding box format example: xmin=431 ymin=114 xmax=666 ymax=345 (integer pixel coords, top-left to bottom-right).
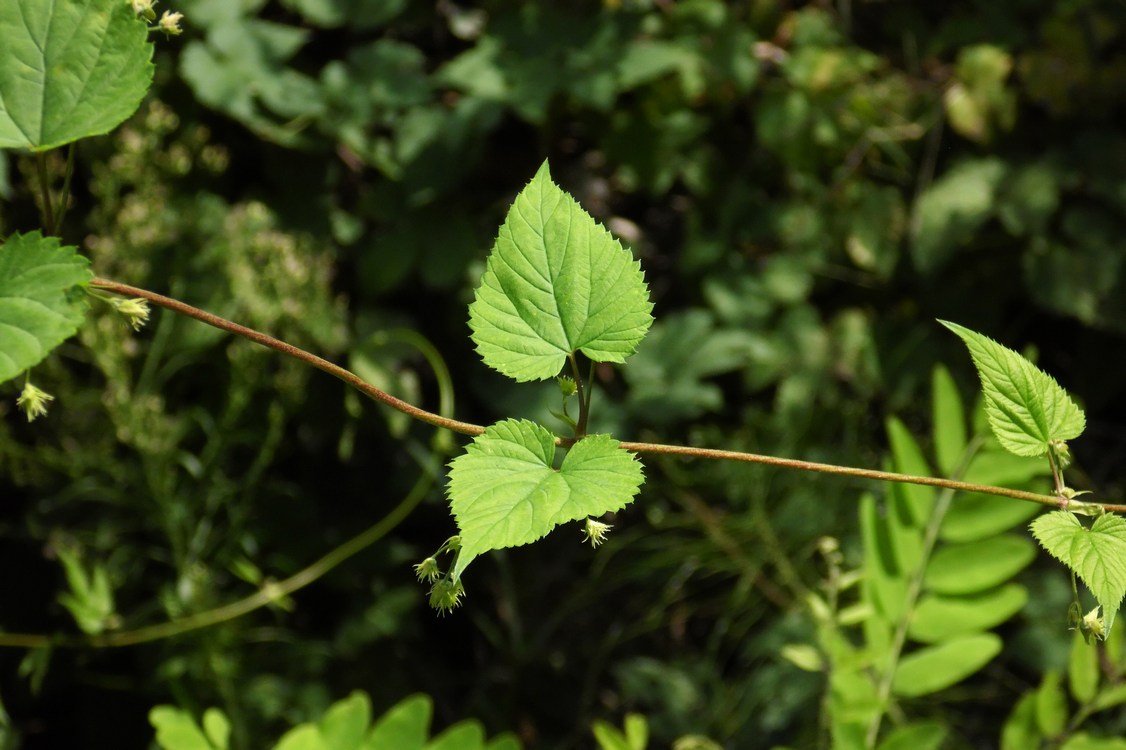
xmin=1031 ymin=512 xmax=1126 ymax=628
xmin=939 ymin=321 xmax=1085 ymax=457
xmin=447 ymin=419 xmax=644 ymax=581
xmin=468 ymin=161 xmax=653 ymax=382
xmin=0 ymin=232 xmax=93 ymax=385
xmin=0 ymin=0 xmax=154 ymax=150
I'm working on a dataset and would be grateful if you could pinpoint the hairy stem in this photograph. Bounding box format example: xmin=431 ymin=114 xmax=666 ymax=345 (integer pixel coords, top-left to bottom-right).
xmin=36 ymin=153 xmax=55 ymax=233
xmin=90 ymin=278 xmax=1126 ymax=515
xmin=569 ymin=353 xmax=589 ymax=438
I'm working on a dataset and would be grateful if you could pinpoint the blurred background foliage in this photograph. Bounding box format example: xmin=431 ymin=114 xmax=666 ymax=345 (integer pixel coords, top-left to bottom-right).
xmin=2 ymin=0 xmax=1126 ymax=747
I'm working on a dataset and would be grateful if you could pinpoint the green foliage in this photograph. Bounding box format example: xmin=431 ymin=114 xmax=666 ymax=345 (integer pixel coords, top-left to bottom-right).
xmin=0 ymin=231 xmax=91 ymax=384
xmin=803 ymin=366 xmax=1052 ymax=745
xmin=55 ymin=544 xmax=117 ymax=636
xmin=1001 ymin=629 xmax=1126 ymax=748
xmin=0 ymin=0 xmax=153 ymax=150
xmin=447 ymin=419 xmax=644 ymax=581
xmin=1032 ymin=513 xmax=1126 ymax=633
xmin=468 ymin=161 xmax=653 ymax=383
xmin=4 ymin=1 xmax=1126 ymax=747
xmin=940 ymin=320 xmax=1086 ymax=457
xmin=152 ymin=692 xmax=520 ymax=750
xmin=592 ymin=713 xmax=648 ymax=750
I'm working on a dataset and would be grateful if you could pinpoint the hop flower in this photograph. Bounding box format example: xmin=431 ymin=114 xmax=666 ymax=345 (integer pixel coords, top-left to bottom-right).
xmin=428 ymin=578 xmax=465 ymax=615
xmin=130 ymin=0 xmax=156 ymax=20
xmin=582 ymin=518 xmax=612 ymax=548
xmin=16 ymin=382 xmax=55 ymax=422
xmin=413 ymin=556 xmax=441 ymax=584
xmin=110 ymin=297 xmax=151 ymax=331
xmin=1082 ymin=606 xmax=1106 ymax=640
xmin=158 ymin=10 xmax=184 ymax=35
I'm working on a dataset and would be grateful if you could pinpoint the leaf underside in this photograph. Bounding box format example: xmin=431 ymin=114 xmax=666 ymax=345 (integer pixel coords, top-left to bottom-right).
xmin=447 ymin=419 xmax=644 ymax=580
xmin=468 ymin=161 xmax=653 ymax=382
xmin=939 ymin=320 xmax=1085 ymax=457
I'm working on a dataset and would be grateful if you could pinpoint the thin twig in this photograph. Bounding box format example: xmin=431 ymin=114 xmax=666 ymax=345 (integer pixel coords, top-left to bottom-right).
xmin=90 ymin=278 xmax=1126 ymax=514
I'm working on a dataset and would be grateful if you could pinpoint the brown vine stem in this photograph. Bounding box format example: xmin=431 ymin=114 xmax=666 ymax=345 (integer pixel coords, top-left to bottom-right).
xmin=91 ymin=278 xmax=483 ymax=437
xmin=91 ymin=277 xmax=1126 ymax=517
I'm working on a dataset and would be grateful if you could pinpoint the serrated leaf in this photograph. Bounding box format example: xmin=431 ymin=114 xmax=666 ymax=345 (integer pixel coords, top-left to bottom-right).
xmin=0 ymin=232 xmax=92 ymax=384
xmin=940 ymin=320 xmax=1085 ymax=457
xmin=891 ymin=633 xmax=1002 ymax=697
xmin=1031 ymin=512 xmax=1126 ymax=625
xmin=447 ymin=419 xmax=644 ymax=580
xmin=468 ymin=161 xmax=653 ymax=382
xmin=0 ymin=0 xmax=154 ymax=150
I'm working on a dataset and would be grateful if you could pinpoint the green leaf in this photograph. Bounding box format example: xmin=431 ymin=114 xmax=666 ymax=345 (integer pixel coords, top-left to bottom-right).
xmin=891 ymin=633 xmax=1002 ymax=697
xmin=319 ymin=692 xmax=371 ymax=749
xmin=1001 ymin=692 xmax=1042 ymax=750
xmin=924 ymin=535 xmax=1036 ymax=595
xmin=0 ymin=0 xmax=154 ymax=150
xmin=908 ymin=584 xmax=1028 ymax=643
xmin=940 ymin=320 xmax=1085 ymax=457
xmin=447 ymin=419 xmax=644 ymax=580
xmin=150 ymin=707 xmax=220 ymax=750
xmin=1069 ymin=630 xmax=1099 ymax=704
xmin=273 ymin=725 xmax=325 ymax=750
xmin=912 ymin=158 xmax=1005 ymax=274
xmin=202 ymin=710 xmax=230 ymax=750
xmin=1036 ymin=670 xmax=1068 ymax=738
xmin=365 ymin=694 xmax=431 ymax=750
xmin=424 ymin=722 xmax=485 ymax=750
xmin=931 ymin=365 xmax=968 ymax=476
xmin=1060 ymin=734 xmax=1126 ymax=750
xmin=0 ymin=232 xmax=92 ymax=385
xmin=468 ymin=161 xmax=653 ymax=382
xmin=1031 ymin=512 xmax=1126 ymax=627
xmin=886 ymin=417 xmax=935 ymax=526
xmin=876 ymin=721 xmax=946 ymax=750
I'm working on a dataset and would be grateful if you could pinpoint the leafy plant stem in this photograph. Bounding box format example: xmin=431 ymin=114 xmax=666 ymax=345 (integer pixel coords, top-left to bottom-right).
xmin=1048 ymin=447 xmax=1065 ymax=496
xmin=569 ymin=352 xmax=589 ymax=438
xmin=864 ymin=435 xmax=984 ymax=747
xmin=35 ymin=153 xmax=55 ymax=234
xmin=0 ymin=470 xmax=434 ymax=649
xmin=89 ymin=278 xmax=1126 ymax=514
xmin=54 ymin=143 xmax=76 ymax=233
